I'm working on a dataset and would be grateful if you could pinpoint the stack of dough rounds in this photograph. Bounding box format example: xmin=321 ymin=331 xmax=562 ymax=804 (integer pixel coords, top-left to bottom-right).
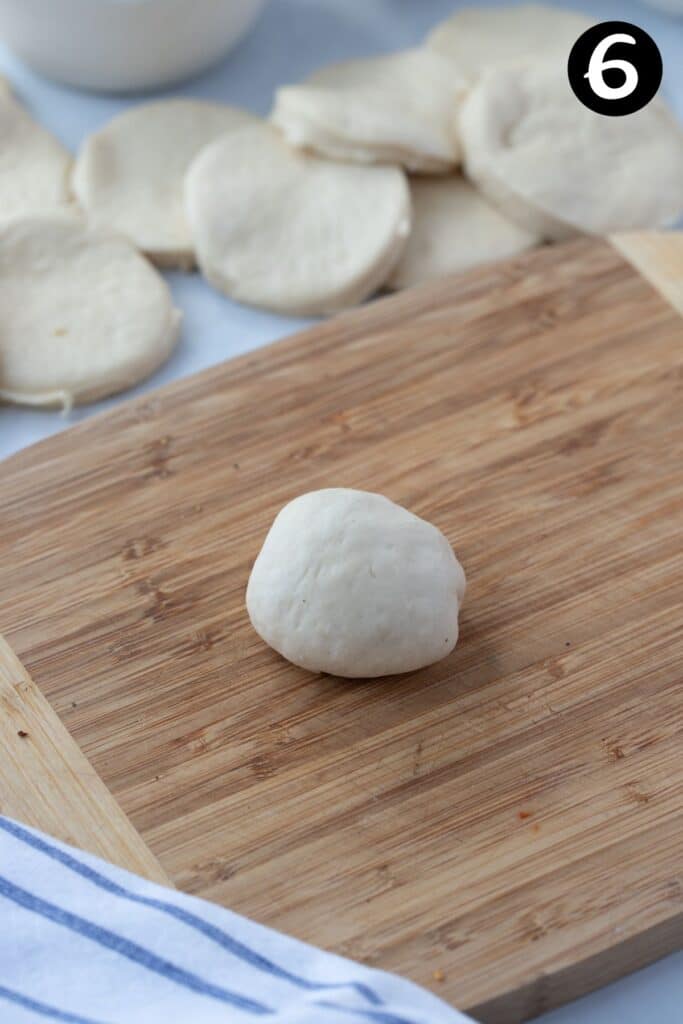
xmin=389 ymin=177 xmax=539 ymax=289
xmin=459 ymin=62 xmax=683 ymax=240
xmin=1 ymin=0 xmax=679 ymax=391
xmin=271 ymin=48 xmax=467 ymax=173
xmin=73 ymin=100 xmax=256 ymax=269
xmin=0 ymin=85 xmax=72 ymax=222
xmin=0 ymin=215 xmax=181 ymax=408
xmin=426 ymin=3 xmax=592 ymax=77
xmin=246 ymin=489 xmax=467 ymax=678
xmin=185 ymin=122 xmax=411 ymax=316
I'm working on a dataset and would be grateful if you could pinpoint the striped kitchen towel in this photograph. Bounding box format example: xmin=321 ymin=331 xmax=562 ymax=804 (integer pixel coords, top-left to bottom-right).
xmin=0 ymin=816 xmax=474 ymax=1024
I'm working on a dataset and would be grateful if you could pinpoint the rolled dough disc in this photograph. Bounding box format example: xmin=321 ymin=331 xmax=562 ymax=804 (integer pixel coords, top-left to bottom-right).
xmin=426 ymin=4 xmax=593 ymax=77
xmin=0 ymin=215 xmax=181 ymax=408
xmin=0 ymin=88 xmax=72 ymax=222
xmin=72 ymin=100 xmax=256 ymax=269
xmin=185 ymin=123 xmax=411 ymax=315
xmin=271 ymin=49 xmax=466 ymax=173
xmin=389 ymin=176 xmax=539 ymax=289
xmin=459 ymin=63 xmax=683 ymax=239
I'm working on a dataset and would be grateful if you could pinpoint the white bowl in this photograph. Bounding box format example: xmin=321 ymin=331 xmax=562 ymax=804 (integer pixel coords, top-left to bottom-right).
xmin=0 ymin=0 xmax=267 ymax=92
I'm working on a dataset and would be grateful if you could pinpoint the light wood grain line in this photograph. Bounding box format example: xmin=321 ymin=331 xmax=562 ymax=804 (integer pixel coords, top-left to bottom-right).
xmin=0 ymin=635 xmax=170 ymax=886
xmin=612 ymin=231 xmax=683 ymax=317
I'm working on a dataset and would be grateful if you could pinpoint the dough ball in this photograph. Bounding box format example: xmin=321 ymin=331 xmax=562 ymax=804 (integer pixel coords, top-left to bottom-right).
xmin=388 ymin=176 xmax=539 ymax=290
xmin=271 ymin=48 xmax=467 ymax=173
xmin=0 ymin=88 xmax=72 ymax=222
xmin=459 ymin=63 xmax=683 ymax=240
xmin=426 ymin=4 xmax=592 ymax=78
xmin=0 ymin=214 xmax=181 ymax=408
xmin=246 ymin=489 xmax=466 ymax=678
xmin=73 ymin=100 xmax=256 ymax=269
xmin=185 ymin=123 xmax=411 ymax=315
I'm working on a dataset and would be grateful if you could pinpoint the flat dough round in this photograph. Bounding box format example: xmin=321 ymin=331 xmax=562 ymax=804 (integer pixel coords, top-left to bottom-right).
xmin=185 ymin=123 xmax=411 ymax=315
xmin=271 ymin=49 xmax=466 ymax=173
xmin=246 ymin=489 xmax=466 ymax=678
xmin=389 ymin=177 xmax=539 ymax=289
xmin=0 ymin=88 xmax=72 ymax=222
xmin=426 ymin=3 xmax=592 ymax=77
xmin=459 ymin=63 xmax=683 ymax=240
xmin=72 ymin=100 xmax=256 ymax=269
xmin=0 ymin=215 xmax=181 ymax=408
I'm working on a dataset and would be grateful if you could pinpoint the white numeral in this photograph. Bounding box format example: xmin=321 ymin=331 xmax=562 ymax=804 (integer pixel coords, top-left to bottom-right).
xmin=584 ymin=33 xmax=639 ymax=100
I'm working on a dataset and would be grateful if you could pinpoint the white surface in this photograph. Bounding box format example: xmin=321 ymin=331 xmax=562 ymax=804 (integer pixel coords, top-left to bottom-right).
xmin=0 ymin=0 xmax=267 ymax=91
xmin=643 ymin=0 xmax=683 ymax=12
xmin=0 ymin=1 xmax=681 ymax=1020
xmin=0 ymin=814 xmax=471 ymax=1024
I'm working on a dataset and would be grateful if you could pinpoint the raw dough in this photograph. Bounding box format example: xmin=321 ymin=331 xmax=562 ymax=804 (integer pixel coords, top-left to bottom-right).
xmin=246 ymin=489 xmax=466 ymax=678
xmin=0 ymin=87 xmax=72 ymax=222
xmin=0 ymin=214 xmax=181 ymax=408
xmin=185 ymin=123 xmax=411 ymax=315
xmin=72 ymin=100 xmax=256 ymax=269
xmin=426 ymin=3 xmax=592 ymax=77
xmin=389 ymin=176 xmax=539 ymax=289
xmin=459 ymin=63 xmax=683 ymax=240
xmin=271 ymin=49 xmax=467 ymax=173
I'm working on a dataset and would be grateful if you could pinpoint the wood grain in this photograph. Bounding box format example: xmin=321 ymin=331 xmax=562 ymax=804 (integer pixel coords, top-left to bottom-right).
xmin=0 ymin=237 xmax=681 ymax=1022
xmin=0 ymin=636 xmax=170 ymax=884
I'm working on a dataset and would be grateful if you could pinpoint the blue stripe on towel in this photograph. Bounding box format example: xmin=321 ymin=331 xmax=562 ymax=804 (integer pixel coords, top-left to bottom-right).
xmin=316 ymin=1001 xmax=419 ymax=1024
xmin=0 ymin=984 xmax=108 ymax=1024
xmin=0 ymin=818 xmax=381 ymax=1007
xmin=0 ymin=876 xmax=270 ymax=1015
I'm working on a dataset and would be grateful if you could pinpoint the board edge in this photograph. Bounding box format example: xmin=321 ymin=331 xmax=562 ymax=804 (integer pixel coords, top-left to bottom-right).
xmin=611 ymin=231 xmax=683 ymax=318
xmin=0 ymin=634 xmax=171 ymax=887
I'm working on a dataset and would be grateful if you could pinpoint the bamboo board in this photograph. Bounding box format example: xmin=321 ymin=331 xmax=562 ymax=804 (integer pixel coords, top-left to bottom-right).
xmin=0 ymin=235 xmax=681 ymax=1022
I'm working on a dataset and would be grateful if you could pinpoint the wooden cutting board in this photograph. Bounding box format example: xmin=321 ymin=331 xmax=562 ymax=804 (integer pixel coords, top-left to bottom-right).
xmin=1 ymin=234 xmax=682 ymax=1024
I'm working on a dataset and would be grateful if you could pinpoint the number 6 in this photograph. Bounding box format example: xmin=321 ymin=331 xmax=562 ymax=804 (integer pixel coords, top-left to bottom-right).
xmin=584 ymin=33 xmax=639 ymax=101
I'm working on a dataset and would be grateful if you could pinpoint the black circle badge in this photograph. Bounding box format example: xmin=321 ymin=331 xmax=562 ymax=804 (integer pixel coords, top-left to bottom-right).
xmin=567 ymin=21 xmax=663 ymax=116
